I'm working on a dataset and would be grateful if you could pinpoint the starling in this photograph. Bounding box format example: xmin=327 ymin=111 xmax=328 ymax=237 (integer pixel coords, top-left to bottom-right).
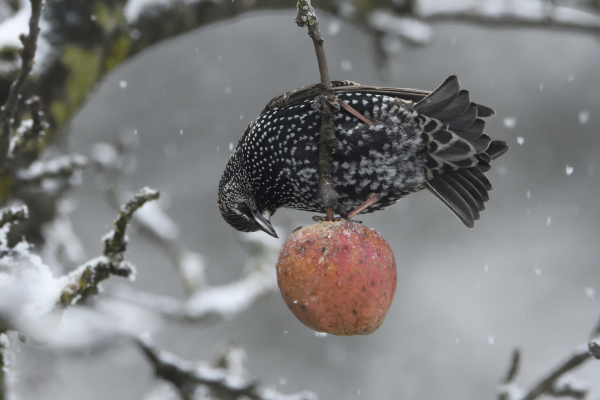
xmin=218 ymin=76 xmax=508 ymax=237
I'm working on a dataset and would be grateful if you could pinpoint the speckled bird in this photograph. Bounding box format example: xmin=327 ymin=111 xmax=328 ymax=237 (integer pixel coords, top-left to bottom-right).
xmin=218 ymin=76 xmax=508 ymax=237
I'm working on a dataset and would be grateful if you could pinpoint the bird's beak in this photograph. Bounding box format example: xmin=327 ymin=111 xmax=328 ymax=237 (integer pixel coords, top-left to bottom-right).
xmin=251 ymin=208 xmax=278 ymax=238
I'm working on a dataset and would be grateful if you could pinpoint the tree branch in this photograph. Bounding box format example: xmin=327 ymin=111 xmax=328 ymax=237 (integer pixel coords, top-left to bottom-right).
xmin=0 ymin=333 xmax=7 ymax=400
xmin=135 ymin=335 xmax=318 ymax=400
xmin=520 ymin=346 xmax=591 ymax=400
xmin=0 ymin=205 xmax=28 ymax=229
xmin=57 ymin=187 xmax=159 ymax=307
xmin=9 ymin=96 xmax=46 ymax=158
xmin=0 ymin=0 xmax=43 ymax=169
xmin=296 ymin=0 xmax=338 ymax=220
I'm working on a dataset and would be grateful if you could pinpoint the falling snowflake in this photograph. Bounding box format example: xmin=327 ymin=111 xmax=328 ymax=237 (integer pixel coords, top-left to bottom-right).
xmin=503 ymin=117 xmax=516 ymax=129
xmin=119 ymin=80 xmax=127 ymax=89
xmin=566 ymin=165 xmax=574 ymax=176
xmin=585 ymin=287 xmax=595 ymax=300
xmin=579 ymin=110 xmax=589 ymax=125
xmin=517 ymin=136 xmax=524 ymax=145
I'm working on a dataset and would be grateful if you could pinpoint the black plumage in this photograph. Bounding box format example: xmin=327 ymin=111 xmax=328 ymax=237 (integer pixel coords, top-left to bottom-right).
xmin=218 ymin=76 xmax=509 ymax=237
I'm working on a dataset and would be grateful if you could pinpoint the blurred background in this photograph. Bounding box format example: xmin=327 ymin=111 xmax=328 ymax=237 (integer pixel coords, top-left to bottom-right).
xmin=4 ymin=0 xmax=600 ymax=399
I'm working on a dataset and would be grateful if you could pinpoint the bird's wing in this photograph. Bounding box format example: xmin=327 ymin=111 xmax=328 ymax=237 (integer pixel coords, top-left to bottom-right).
xmin=262 ymin=77 xmax=508 ymax=228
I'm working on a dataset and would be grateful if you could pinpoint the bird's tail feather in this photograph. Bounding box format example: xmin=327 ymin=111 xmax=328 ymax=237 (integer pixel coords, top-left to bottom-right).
xmin=416 ymin=75 xmax=509 ymax=227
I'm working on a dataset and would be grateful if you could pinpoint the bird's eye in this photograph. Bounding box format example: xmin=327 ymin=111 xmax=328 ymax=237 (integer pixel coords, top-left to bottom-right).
xmin=238 ymin=203 xmax=251 ymax=215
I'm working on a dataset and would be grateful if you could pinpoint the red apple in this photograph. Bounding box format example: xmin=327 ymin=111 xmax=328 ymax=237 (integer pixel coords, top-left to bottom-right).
xmin=276 ymin=221 xmax=396 ymax=335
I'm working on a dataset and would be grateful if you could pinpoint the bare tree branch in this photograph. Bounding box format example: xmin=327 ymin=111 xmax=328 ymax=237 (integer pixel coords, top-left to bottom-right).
xmin=296 ymin=0 xmax=338 ymax=220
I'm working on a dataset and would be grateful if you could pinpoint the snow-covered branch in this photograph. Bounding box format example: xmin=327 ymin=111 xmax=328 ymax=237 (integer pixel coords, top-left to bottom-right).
xmin=112 ymin=230 xmax=283 ymax=323
xmin=0 ymin=0 xmax=43 ymax=169
xmin=589 ymin=338 xmax=600 ymax=360
xmin=0 ymin=205 xmax=28 ymax=229
xmin=9 ymin=95 xmax=47 ymax=158
xmin=136 ymin=335 xmax=318 ymax=400
xmin=92 ymin=141 xmax=207 ymax=294
xmin=57 ymin=187 xmax=159 ymax=307
xmin=16 ymin=154 xmax=88 ymax=182
xmin=498 ymin=343 xmax=594 ymax=400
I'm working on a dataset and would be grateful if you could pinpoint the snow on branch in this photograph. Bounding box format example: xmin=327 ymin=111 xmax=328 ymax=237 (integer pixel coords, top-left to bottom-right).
xmin=112 ymin=230 xmax=283 ymax=322
xmin=9 ymin=95 xmax=47 ymax=158
xmin=16 ymin=153 xmax=88 ymax=182
xmin=136 ymin=335 xmax=318 ymax=400
xmin=57 ymin=187 xmax=160 ymax=307
xmin=0 ymin=205 xmax=28 ymax=229
xmin=414 ymin=0 xmax=600 ymax=31
xmin=92 ymin=141 xmax=207 ymax=294
xmin=0 ymin=0 xmax=43 ymax=169
xmin=498 ymin=344 xmax=592 ymax=400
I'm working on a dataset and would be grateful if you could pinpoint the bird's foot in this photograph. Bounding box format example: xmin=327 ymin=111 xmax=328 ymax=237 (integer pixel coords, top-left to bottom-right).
xmin=345 ymin=193 xmax=382 ymax=220
xmin=312 ymin=215 xmax=362 ymax=224
xmin=338 ymin=100 xmax=373 ymax=126
xmin=311 ymin=95 xmax=340 ymax=114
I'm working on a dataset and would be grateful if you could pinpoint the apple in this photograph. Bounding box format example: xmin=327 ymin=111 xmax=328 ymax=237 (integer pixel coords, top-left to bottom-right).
xmin=276 ymin=221 xmax=396 ymax=335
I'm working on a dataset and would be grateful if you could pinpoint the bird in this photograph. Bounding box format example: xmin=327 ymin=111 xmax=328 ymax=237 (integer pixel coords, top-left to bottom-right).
xmin=218 ymin=75 xmax=509 ymax=237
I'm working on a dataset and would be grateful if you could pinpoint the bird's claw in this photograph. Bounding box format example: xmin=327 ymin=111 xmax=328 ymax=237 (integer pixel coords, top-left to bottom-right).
xmin=311 ymin=215 xmax=362 ymax=224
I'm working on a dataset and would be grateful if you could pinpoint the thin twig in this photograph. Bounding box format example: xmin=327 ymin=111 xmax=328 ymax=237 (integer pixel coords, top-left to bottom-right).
xmin=0 ymin=332 xmax=7 ymax=400
xmin=589 ymin=339 xmax=600 ymax=360
xmin=296 ymin=0 xmax=338 ymax=221
xmin=0 ymin=0 xmax=43 ymax=169
xmin=57 ymin=187 xmax=159 ymax=307
xmin=521 ymin=345 xmax=591 ymax=400
xmin=104 ymin=187 xmax=160 ymax=260
xmin=9 ymin=96 xmax=46 ymax=158
xmin=503 ymin=349 xmax=521 ymax=384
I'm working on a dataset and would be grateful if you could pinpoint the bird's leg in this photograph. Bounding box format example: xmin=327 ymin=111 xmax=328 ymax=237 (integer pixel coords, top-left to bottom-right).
xmin=338 ymin=100 xmax=373 ymax=126
xmin=346 ymin=193 xmax=382 ymax=220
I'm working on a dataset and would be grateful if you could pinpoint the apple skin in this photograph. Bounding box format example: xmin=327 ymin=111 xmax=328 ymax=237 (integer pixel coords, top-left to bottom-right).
xmin=276 ymin=221 xmax=397 ymax=335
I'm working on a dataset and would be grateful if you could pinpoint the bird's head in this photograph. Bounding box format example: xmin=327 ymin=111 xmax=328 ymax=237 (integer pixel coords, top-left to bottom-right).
xmin=218 ymin=163 xmax=278 ymax=238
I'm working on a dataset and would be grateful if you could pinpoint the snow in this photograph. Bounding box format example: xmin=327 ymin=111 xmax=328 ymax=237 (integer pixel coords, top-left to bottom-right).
xmin=578 ymin=110 xmax=589 ymax=124
xmin=368 ymin=10 xmax=433 ymax=44
xmin=555 ymin=374 xmax=590 ymax=394
xmin=124 ymin=0 xmax=198 ymax=23
xmin=503 ymin=117 xmax=516 ymax=129
xmin=517 ymin=136 xmax=524 ymax=145
xmin=17 ymin=154 xmax=88 ymax=181
xmin=584 ymin=287 xmax=595 ymax=300
xmin=566 ymin=165 xmax=574 ymax=176
xmin=135 ymin=200 xmax=179 ymax=241
xmin=119 ymin=80 xmax=128 ymax=88
xmin=416 ymin=0 xmax=600 ymax=29
xmin=328 ymin=19 xmax=341 ymax=36
xmin=0 ymin=0 xmax=51 ymax=73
